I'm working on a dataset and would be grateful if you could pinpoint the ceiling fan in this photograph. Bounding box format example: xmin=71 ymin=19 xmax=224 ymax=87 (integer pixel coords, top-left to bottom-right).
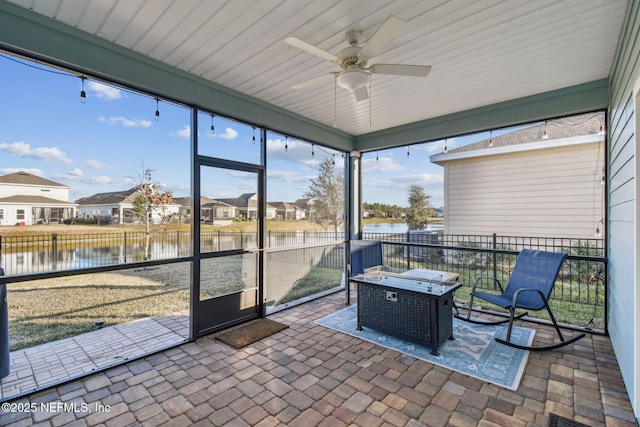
xmin=285 ymin=16 xmax=431 ymax=102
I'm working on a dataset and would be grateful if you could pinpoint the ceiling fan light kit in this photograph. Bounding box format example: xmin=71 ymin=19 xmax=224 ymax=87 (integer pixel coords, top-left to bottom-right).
xmin=285 ymin=15 xmax=432 ymax=103
xmin=336 ymin=68 xmax=369 ymax=91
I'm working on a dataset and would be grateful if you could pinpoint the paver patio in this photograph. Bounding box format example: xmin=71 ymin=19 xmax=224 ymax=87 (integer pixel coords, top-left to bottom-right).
xmin=0 ymin=291 xmax=636 ymax=426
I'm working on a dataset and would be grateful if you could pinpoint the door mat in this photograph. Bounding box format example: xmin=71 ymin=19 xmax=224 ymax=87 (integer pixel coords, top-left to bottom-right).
xmin=215 ymin=319 xmax=288 ymax=349
xmin=548 ymin=413 xmax=590 ymax=427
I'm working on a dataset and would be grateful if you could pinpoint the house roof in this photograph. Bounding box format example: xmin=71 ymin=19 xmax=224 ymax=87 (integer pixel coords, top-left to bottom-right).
xmin=0 ymin=171 xmax=67 ymax=188
xmin=173 ymin=197 xmax=235 ymax=208
xmin=270 ymin=202 xmax=298 ymax=210
xmin=217 ymin=193 xmax=257 ymax=208
xmin=75 ymin=188 xmax=142 ymax=206
xmin=449 ymin=112 xmax=604 ymax=154
xmin=0 ymin=195 xmax=76 ymax=205
xmin=431 ymin=112 xmax=605 ymax=164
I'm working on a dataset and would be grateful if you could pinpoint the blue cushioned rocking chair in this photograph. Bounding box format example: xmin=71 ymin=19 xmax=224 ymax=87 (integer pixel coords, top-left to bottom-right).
xmin=456 ymin=249 xmax=585 ymax=351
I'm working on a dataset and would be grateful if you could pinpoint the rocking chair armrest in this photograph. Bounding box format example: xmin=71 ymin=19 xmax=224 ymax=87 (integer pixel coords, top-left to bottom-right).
xmin=472 ymin=276 xmax=504 ymax=293
xmin=511 ymin=287 xmax=547 ymax=308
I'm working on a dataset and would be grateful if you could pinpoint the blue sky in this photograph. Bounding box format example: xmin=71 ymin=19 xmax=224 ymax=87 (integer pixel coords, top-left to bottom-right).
xmin=1 ymin=52 xmax=500 ymax=207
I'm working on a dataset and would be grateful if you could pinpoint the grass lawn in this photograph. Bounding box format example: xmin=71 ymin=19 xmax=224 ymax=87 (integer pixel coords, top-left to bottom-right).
xmin=7 ymin=263 xmax=191 ymax=351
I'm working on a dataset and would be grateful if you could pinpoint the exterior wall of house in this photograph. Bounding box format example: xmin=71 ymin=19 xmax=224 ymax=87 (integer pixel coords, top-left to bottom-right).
xmin=608 ymin=1 xmax=640 ymax=419
xmin=77 ymin=204 xmax=180 ymax=223
xmin=0 ymin=183 xmax=69 ymax=201
xmin=77 ymin=205 xmax=115 ymax=220
xmin=442 ymin=141 xmax=605 ymax=239
xmin=0 ymin=203 xmax=31 ymax=225
xmin=0 ymin=181 xmax=73 ymax=225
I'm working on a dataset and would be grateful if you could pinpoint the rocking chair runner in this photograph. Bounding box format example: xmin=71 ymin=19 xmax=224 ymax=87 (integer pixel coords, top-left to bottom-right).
xmin=456 ymin=249 xmax=585 ymax=351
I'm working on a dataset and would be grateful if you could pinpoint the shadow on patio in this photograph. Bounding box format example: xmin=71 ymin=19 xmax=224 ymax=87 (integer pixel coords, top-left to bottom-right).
xmin=0 ymin=291 xmax=636 ymax=427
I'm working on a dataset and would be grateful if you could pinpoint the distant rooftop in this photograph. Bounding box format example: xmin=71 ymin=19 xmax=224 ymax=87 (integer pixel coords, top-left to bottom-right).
xmin=445 ymin=111 xmax=604 ymax=155
xmin=0 ymin=171 xmax=67 ymax=188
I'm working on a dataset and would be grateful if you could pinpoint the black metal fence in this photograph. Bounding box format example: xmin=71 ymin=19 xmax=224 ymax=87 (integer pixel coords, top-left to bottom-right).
xmin=0 ymin=230 xmax=606 ymax=330
xmin=0 ymin=231 xmax=347 ymax=275
xmin=364 ymin=233 xmax=606 ymax=332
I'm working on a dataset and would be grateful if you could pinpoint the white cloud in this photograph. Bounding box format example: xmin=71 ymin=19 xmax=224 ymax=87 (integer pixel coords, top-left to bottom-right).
xmin=86 ymin=159 xmax=107 ymax=169
xmin=266 ymin=138 xmax=339 ymax=167
xmin=99 ymin=116 xmax=152 ymax=128
xmin=0 ymin=167 xmax=44 ymax=176
xmin=362 ymin=156 xmax=404 ymax=173
xmin=394 ymin=173 xmax=444 ymax=185
xmin=217 ymin=127 xmax=238 ymax=140
xmin=87 ymin=81 xmax=122 ymax=101
xmin=176 ymin=125 xmax=190 ymax=138
xmin=227 ymin=170 xmax=255 ymax=179
xmin=54 ymin=172 xmax=113 ymax=185
xmin=267 ymin=169 xmax=308 ymax=183
xmin=412 ymin=138 xmax=458 ymax=153
xmin=0 ymin=141 xmax=72 ymax=164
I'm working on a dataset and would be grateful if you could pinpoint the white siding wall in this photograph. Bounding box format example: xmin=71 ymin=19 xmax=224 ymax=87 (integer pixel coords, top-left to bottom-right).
xmin=1 ymin=204 xmax=32 ymax=225
xmin=444 ymin=142 xmax=605 ymax=238
xmin=608 ymin=0 xmax=640 ymax=419
xmin=0 ymin=183 xmax=69 ymax=201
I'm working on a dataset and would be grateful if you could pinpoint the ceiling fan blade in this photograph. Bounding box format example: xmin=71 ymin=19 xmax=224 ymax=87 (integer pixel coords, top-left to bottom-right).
xmin=353 ymin=86 xmax=369 ymax=102
xmin=359 ymin=16 xmax=406 ymax=59
xmin=370 ymin=64 xmax=432 ymax=77
xmin=291 ymin=73 xmax=337 ymax=90
xmin=284 ymin=37 xmax=339 ymax=63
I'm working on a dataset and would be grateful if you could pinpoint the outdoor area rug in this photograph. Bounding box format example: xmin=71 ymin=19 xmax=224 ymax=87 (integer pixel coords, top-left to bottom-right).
xmin=216 ymin=318 xmax=288 ymax=349
xmin=315 ymin=305 xmax=534 ymax=390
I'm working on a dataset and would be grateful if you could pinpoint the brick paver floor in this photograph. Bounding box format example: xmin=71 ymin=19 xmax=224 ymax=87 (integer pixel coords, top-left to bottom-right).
xmin=0 ymin=292 xmax=637 ymax=426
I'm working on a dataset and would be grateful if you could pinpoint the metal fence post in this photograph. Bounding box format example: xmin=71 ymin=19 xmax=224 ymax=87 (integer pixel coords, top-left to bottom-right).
xmin=492 ymin=233 xmax=497 ymax=287
xmin=124 ymin=232 xmax=127 ymax=263
xmin=406 ymin=231 xmax=411 ymax=270
xmin=176 ymin=230 xmax=180 ymax=257
xmin=52 ymin=233 xmax=58 ymax=271
xmin=0 ymin=267 xmax=9 ymax=378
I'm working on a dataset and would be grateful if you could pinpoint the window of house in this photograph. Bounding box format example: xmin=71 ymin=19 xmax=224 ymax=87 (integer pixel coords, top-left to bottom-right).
xmin=17 ymin=209 xmax=25 ymax=220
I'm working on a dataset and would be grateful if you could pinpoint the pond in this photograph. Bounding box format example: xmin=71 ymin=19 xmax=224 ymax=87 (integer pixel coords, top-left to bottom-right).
xmin=362 ymin=222 xmax=443 ymax=234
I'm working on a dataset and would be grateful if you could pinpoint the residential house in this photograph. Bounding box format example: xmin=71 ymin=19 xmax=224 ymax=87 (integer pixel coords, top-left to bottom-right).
xmin=218 ymin=193 xmax=277 ymax=219
xmin=293 ymin=198 xmax=311 ymax=220
xmin=76 ymin=188 xmax=181 ymax=224
xmin=173 ymin=196 xmax=236 ymax=225
xmin=0 ymin=171 xmax=76 ymax=225
xmin=269 ymin=201 xmax=304 ymax=220
xmin=430 ymin=112 xmax=606 ymax=239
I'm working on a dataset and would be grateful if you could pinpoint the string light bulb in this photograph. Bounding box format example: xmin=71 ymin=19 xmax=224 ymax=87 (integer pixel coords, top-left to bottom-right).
xmin=407 ymin=146 xmax=410 ymax=157
xmin=376 ymin=151 xmax=379 ymax=163
xmin=595 ymin=219 xmax=604 ymax=238
xmin=80 ymin=77 xmax=86 ymax=103
xmin=542 ymin=121 xmax=548 ymax=139
xmin=444 ymin=139 xmax=448 ymax=154
xmin=488 ymin=130 xmax=493 ymax=147
xmin=252 ymin=127 xmax=256 ymax=143
xmin=311 ymin=144 xmax=315 ymax=157
xmin=210 ymin=114 xmax=215 ymax=134
xmin=155 ymin=98 xmax=160 ymax=121
xmin=284 ymin=136 xmax=288 ymax=152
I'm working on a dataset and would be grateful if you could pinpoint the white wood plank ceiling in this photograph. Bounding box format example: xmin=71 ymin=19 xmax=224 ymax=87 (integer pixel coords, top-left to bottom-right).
xmin=7 ymin=0 xmax=629 ymax=136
